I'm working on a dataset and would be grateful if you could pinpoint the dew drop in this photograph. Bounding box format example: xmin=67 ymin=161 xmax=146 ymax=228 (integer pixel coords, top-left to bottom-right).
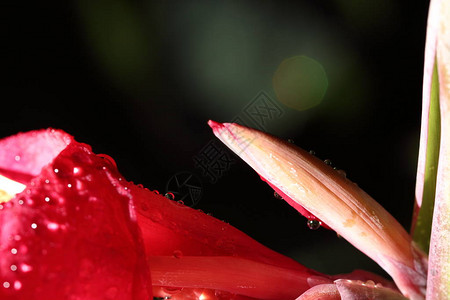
xmin=324 ymin=159 xmax=333 ymax=166
xmin=97 ymin=154 xmax=117 ymax=168
xmin=336 ymin=169 xmax=347 ymax=177
xmin=14 ymin=155 xmax=21 ymax=162
xmin=67 ymin=183 xmax=72 ymax=188
xmin=287 ymin=139 xmax=295 ymax=144
xmin=365 ymin=280 xmax=375 ymax=287
xmin=31 ymin=223 xmax=37 ymax=229
xmin=13 ymin=281 xmax=22 ymax=290
xmin=309 ymin=150 xmax=316 ymax=156
xmin=141 ymin=203 xmax=149 ymax=211
xmin=105 ymin=286 xmax=119 ymax=299
xmin=44 ymin=197 xmax=50 ymax=202
xmin=10 ymin=265 xmax=17 ymax=271
xmin=137 ymin=184 xmax=144 ymax=188
xmin=162 ymin=286 xmax=183 ymax=295
xmin=73 ymin=167 xmax=81 ymax=175
xmin=11 ymin=248 xmax=17 ymax=254
xmin=45 ymin=179 xmax=50 ymax=184
xmin=164 ymin=192 xmax=175 ymax=200
xmin=173 ymin=250 xmax=183 ymax=259
xmin=18 ymin=200 xmax=24 ymax=205
xmin=20 ymin=264 xmax=32 ymax=272
xmin=273 ymin=191 xmax=283 ymax=200
xmin=54 ymin=168 xmax=59 ymax=174
xmin=177 ymin=200 xmax=185 ymax=205
xmin=47 ymin=222 xmax=59 ymax=231
xmin=307 ymin=219 xmax=321 ymax=230
xmin=3 ymin=281 xmax=10 ymax=288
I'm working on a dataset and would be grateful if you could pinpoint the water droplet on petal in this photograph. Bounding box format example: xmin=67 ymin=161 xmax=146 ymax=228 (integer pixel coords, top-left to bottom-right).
xmin=31 ymin=223 xmax=37 ymax=229
xmin=273 ymin=191 xmax=283 ymax=199
xmin=287 ymin=139 xmax=295 ymax=144
xmin=309 ymin=150 xmax=316 ymax=156
xmin=3 ymin=281 xmax=10 ymax=288
xmin=97 ymin=154 xmax=117 ymax=168
xmin=365 ymin=280 xmax=375 ymax=287
xmin=307 ymin=219 xmax=321 ymax=230
xmin=14 ymin=155 xmax=21 ymax=162
xmin=11 ymin=248 xmax=17 ymax=254
xmin=105 ymin=286 xmax=119 ymax=299
xmin=44 ymin=197 xmax=50 ymax=202
xmin=162 ymin=286 xmax=183 ymax=295
xmin=54 ymin=168 xmax=59 ymax=174
xmin=73 ymin=167 xmax=81 ymax=175
xmin=10 ymin=265 xmax=17 ymax=271
xmin=164 ymin=192 xmax=175 ymax=200
xmin=13 ymin=281 xmax=22 ymax=290
xmin=141 ymin=203 xmax=149 ymax=211
xmin=173 ymin=250 xmax=183 ymax=259
xmin=18 ymin=200 xmax=24 ymax=205
xmin=47 ymin=222 xmax=59 ymax=231
xmin=20 ymin=263 xmax=32 ymax=272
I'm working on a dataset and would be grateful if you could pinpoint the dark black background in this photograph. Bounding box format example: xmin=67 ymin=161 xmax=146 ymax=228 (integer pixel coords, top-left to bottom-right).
xmin=3 ymin=1 xmax=430 ymax=277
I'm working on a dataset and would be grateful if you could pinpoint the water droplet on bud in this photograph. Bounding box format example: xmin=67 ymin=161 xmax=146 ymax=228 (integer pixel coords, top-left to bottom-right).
xmin=307 ymin=219 xmax=321 ymax=230
xmin=324 ymin=159 xmax=333 ymax=166
xmin=273 ymin=191 xmax=283 ymax=199
xmin=336 ymin=169 xmax=347 ymax=177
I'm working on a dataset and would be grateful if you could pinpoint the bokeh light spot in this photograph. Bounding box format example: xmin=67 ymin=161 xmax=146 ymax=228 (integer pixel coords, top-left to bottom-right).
xmin=273 ymin=55 xmax=328 ymax=111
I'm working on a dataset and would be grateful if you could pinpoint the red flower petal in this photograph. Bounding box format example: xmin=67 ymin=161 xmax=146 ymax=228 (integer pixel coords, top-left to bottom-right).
xmin=131 ymin=182 xmax=327 ymax=272
xmin=0 ymin=129 xmax=151 ymax=299
xmin=149 ymin=256 xmax=331 ymax=299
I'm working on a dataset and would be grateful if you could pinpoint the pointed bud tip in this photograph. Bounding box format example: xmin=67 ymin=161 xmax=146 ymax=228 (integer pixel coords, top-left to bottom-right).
xmin=207 ymin=120 xmax=223 ymax=130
